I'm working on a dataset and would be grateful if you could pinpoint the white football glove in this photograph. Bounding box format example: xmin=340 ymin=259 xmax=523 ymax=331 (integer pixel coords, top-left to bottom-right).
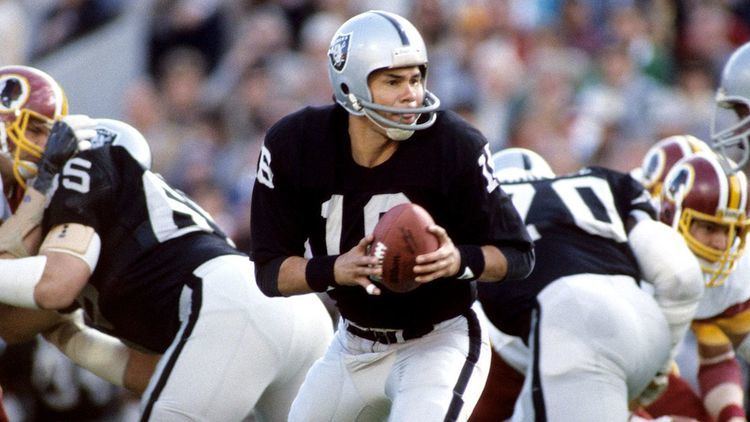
xmin=61 ymin=114 xmax=98 ymax=151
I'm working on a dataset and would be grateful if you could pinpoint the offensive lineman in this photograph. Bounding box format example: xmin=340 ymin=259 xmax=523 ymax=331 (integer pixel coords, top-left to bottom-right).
xmin=475 ymin=148 xmax=704 ymax=420
xmin=249 ymin=10 xmax=534 ymax=421
xmin=0 ymin=65 xmax=333 ymax=421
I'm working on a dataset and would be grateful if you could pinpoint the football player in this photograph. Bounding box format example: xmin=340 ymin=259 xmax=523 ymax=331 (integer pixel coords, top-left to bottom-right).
xmin=651 ymin=151 xmax=750 ymax=422
xmin=626 ymin=136 xmax=716 ymax=421
xmin=651 ymin=41 xmax=750 ymax=422
xmin=0 ymin=65 xmax=334 ymax=421
xmin=249 ymin=10 xmax=534 ymax=421
xmin=0 ymin=65 xmax=78 ymax=343
xmin=474 ymin=148 xmax=704 ymax=420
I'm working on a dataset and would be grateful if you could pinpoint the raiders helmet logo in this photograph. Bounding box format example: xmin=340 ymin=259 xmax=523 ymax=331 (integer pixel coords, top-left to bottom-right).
xmin=90 ymin=127 xmax=118 ymax=148
xmin=329 ymin=33 xmax=351 ymax=72
xmin=0 ymin=75 xmax=29 ymax=112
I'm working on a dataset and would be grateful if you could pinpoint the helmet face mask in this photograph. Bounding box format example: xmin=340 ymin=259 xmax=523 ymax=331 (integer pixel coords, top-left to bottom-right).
xmin=328 ymin=10 xmax=440 ymax=140
xmin=711 ymin=42 xmax=750 ymax=174
xmin=711 ymin=97 xmax=750 ymax=174
xmin=0 ymin=66 xmax=68 ymax=188
xmin=660 ymin=151 xmax=750 ymax=286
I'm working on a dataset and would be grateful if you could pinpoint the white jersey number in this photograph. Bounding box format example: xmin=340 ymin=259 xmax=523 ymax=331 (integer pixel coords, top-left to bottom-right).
xmin=143 ymin=172 xmax=221 ymax=243
xmin=61 ymin=158 xmax=93 ymax=193
xmin=321 ymin=193 xmax=410 ymax=254
xmin=505 ymin=176 xmax=627 ymax=242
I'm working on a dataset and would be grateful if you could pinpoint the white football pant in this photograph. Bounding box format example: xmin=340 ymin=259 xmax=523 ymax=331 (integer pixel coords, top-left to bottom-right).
xmin=512 ymin=274 xmax=670 ymax=422
xmin=139 ymin=255 xmax=333 ymax=421
xmin=289 ymin=310 xmax=491 ymax=422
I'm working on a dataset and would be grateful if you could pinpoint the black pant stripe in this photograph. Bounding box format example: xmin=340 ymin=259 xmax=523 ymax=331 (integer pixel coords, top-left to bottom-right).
xmin=531 ymin=304 xmax=547 ymax=422
xmin=140 ymin=278 xmax=203 ymax=422
xmin=444 ymin=309 xmax=482 ymax=422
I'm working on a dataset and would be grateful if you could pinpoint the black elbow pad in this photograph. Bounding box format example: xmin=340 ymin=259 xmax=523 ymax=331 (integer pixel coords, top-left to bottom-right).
xmin=500 ymin=246 xmax=535 ymax=281
xmin=254 ymin=256 xmax=286 ymax=297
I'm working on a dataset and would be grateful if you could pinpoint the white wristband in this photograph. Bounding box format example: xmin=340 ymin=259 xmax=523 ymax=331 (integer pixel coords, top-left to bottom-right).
xmin=0 ymin=255 xmax=46 ymax=308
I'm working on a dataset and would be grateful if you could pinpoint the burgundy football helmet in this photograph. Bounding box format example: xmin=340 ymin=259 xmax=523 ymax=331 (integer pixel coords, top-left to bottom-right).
xmin=635 ymin=135 xmax=709 ymax=198
xmin=0 ymin=65 xmax=68 ymax=188
xmin=660 ymin=151 xmax=750 ymax=286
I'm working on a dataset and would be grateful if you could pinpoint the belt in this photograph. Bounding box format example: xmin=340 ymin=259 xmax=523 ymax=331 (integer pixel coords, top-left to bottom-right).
xmin=345 ymin=322 xmax=434 ymax=344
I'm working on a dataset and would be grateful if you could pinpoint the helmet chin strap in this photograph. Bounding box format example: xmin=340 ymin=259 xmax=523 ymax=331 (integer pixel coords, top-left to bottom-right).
xmin=363 ymin=109 xmax=416 ymax=141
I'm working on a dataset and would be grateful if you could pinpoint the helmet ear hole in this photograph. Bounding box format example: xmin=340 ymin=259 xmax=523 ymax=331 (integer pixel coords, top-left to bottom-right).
xmin=340 ymin=83 xmax=349 ymax=95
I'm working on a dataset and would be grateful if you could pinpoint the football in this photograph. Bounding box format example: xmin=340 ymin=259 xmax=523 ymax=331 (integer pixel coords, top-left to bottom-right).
xmin=369 ymin=203 xmax=440 ymax=293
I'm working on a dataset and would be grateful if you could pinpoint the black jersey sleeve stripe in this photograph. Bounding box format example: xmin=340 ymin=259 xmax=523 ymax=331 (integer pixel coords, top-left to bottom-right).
xmin=140 ymin=280 xmax=202 ymax=421
xmin=443 ymin=309 xmax=482 ymax=422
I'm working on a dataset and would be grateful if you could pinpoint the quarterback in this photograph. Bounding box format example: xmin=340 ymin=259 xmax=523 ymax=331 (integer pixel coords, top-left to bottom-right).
xmin=250 ymin=10 xmax=534 ymax=421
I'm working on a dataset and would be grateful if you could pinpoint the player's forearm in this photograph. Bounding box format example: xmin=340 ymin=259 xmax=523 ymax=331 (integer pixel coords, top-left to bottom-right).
xmin=255 ymin=256 xmax=320 ymax=297
xmin=0 ymin=304 xmax=63 ymax=344
xmin=0 ymin=188 xmax=47 ymax=258
xmin=278 ymin=256 xmax=319 ymax=296
xmin=43 ymin=310 xmax=129 ymax=387
xmin=123 ymin=348 xmax=161 ymax=395
xmin=477 ymin=245 xmax=534 ymax=282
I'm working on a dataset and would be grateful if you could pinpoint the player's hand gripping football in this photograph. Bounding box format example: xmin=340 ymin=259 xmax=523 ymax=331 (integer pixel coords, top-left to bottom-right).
xmin=413 ymin=224 xmax=460 ymax=283
xmin=32 ymin=120 xmax=81 ymax=194
xmin=334 ymin=234 xmax=383 ymax=295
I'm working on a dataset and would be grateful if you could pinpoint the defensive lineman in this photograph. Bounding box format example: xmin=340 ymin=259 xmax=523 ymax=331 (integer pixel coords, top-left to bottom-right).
xmin=0 ymin=65 xmax=333 ymax=421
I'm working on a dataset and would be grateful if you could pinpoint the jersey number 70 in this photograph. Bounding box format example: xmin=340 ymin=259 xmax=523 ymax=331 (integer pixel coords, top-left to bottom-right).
xmin=502 ymin=176 xmax=627 ymax=243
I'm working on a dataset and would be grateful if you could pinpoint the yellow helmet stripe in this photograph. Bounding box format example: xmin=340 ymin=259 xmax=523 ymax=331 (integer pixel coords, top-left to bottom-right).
xmin=729 ymin=172 xmax=741 ymax=210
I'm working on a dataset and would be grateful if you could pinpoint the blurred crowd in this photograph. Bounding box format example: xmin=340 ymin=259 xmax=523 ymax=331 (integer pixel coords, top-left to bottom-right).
xmin=2 ymin=0 xmax=750 ymax=251
xmin=1 ymin=0 xmax=750 ymax=420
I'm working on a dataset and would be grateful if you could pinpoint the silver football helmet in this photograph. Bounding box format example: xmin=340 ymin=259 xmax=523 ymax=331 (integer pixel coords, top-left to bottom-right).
xmin=491 ymin=148 xmax=555 ymax=183
xmin=90 ymin=119 xmax=152 ymax=170
xmin=327 ymin=10 xmax=440 ymax=140
xmin=711 ymin=42 xmax=750 ymax=174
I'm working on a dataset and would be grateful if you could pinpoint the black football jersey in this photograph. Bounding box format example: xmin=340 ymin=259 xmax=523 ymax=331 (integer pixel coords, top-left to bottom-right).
xmin=250 ymin=105 xmax=532 ymax=329
xmin=42 ymin=146 xmax=241 ymax=353
xmin=477 ymin=166 xmax=656 ymax=338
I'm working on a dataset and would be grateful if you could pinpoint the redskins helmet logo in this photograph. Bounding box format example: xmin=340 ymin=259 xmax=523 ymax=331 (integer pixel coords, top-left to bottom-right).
xmin=642 ymin=149 xmax=665 ymax=188
xmin=665 ymin=165 xmax=694 ymax=202
xmin=329 ymin=33 xmax=351 ymax=72
xmin=0 ymin=75 xmax=29 ymax=112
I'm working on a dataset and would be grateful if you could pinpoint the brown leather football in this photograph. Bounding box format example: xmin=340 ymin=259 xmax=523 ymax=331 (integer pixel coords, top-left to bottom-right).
xmin=369 ymin=203 xmax=440 ymax=293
